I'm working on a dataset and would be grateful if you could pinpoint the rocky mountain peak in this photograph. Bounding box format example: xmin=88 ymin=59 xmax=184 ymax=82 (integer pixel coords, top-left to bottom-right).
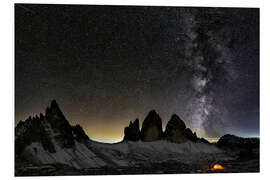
xmin=133 ymin=119 xmax=140 ymax=132
xmin=122 ymin=110 xmax=206 ymax=144
xmin=44 ymin=100 xmax=74 ymax=147
xmin=165 ymin=114 xmax=186 ymax=131
xmin=140 ymin=110 xmax=163 ymax=141
xmin=163 ymin=114 xmax=198 ymax=143
xmin=164 ymin=114 xmax=187 ymax=143
xmin=46 ymin=100 xmax=64 ymax=118
xmin=15 ymin=99 xmax=90 ymax=156
xmin=123 ymin=118 xmax=140 ymax=141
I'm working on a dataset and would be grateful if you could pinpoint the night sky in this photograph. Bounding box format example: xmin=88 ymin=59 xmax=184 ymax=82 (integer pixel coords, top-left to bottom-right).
xmin=15 ymin=4 xmax=259 ymax=142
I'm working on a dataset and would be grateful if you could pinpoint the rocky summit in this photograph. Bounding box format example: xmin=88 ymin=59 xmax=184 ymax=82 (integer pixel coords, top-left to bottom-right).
xmin=15 ymin=100 xmax=90 ymax=154
xmin=123 ymin=119 xmax=140 ymax=141
xmin=45 ymin=100 xmax=76 ymax=148
xmin=163 ymin=114 xmax=187 ymax=143
xmin=140 ymin=110 xmax=163 ymax=141
xmin=162 ymin=114 xmax=199 ymax=143
xmin=124 ymin=112 xmax=200 ymax=143
xmin=14 ymin=100 xmax=105 ymax=170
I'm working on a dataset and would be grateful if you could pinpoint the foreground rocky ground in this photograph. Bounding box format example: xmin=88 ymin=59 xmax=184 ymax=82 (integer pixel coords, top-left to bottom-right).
xmin=15 ymin=158 xmax=259 ymax=176
xmin=15 ymin=145 xmax=259 ymax=176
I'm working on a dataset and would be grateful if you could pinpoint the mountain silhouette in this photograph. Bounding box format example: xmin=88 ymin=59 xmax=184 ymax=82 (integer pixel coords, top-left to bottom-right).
xmin=15 ymin=100 xmax=259 ymax=176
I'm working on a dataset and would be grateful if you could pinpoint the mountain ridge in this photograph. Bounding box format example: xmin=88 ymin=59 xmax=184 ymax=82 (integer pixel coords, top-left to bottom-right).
xmin=16 ymin=100 xmax=209 ymax=146
xmin=15 ymin=99 xmax=259 ymax=175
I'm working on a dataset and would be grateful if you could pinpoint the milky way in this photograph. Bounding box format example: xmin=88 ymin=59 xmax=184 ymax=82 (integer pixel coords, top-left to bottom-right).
xmin=15 ymin=5 xmax=259 ymax=142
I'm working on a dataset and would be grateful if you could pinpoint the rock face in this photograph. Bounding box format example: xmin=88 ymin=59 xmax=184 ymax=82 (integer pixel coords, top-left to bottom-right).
xmin=163 ymin=114 xmax=187 ymax=142
xmin=183 ymin=128 xmax=198 ymax=142
xmin=123 ymin=119 xmax=140 ymax=141
xmin=140 ymin=110 xmax=163 ymax=141
xmin=15 ymin=100 xmax=90 ymax=155
xmin=15 ymin=100 xmax=87 ymax=155
xmin=45 ymin=100 xmax=75 ymax=148
xmin=15 ymin=114 xmax=56 ymax=155
xmin=15 ymin=100 xmax=106 ymax=169
xmin=72 ymin=125 xmax=90 ymax=143
xmin=123 ymin=111 xmax=202 ymax=143
xmin=217 ymin=134 xmax=259 ymax=150
xmin=164 ymin=114 xmax=198 ymax=143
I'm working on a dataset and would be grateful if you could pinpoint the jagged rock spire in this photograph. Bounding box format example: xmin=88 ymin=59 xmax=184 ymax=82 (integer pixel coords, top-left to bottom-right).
xmin=16 ymin=99 xmax=90 ymax=155
xmin=46 ymin=99 xmax=65 ymax=118
xmin=45 ymin=99 xmax=75 ymax=148
xmin=123 ymin=118 xmax=140 ymax=141
xmin=123 ymin=111 xmax=201 ymax=143
xmin=164 ymin=114 xmax=187 ymax=143
xmin=164 ymin=114 xmax=186 ymax=135
xmin=140 ymin=110 xmax=163 ymax=141
xmin=164 ymin=114 xmax=198 ymax=143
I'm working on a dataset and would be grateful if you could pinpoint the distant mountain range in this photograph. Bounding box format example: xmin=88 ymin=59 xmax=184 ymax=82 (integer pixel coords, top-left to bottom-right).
xmin=15 ymin=100 xmax=259 ymax=175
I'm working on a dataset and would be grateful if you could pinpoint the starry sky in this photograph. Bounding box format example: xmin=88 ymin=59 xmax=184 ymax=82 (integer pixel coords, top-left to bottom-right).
xmin=15 ymin=4 xmax=259 ymax=142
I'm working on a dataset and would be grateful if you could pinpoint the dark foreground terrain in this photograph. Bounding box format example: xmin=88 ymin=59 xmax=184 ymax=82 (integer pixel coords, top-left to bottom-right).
xmin=16 ymin=155 xmax=259 ymax=176
xmin=15 ymin=143 xmax=259 ymax=176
